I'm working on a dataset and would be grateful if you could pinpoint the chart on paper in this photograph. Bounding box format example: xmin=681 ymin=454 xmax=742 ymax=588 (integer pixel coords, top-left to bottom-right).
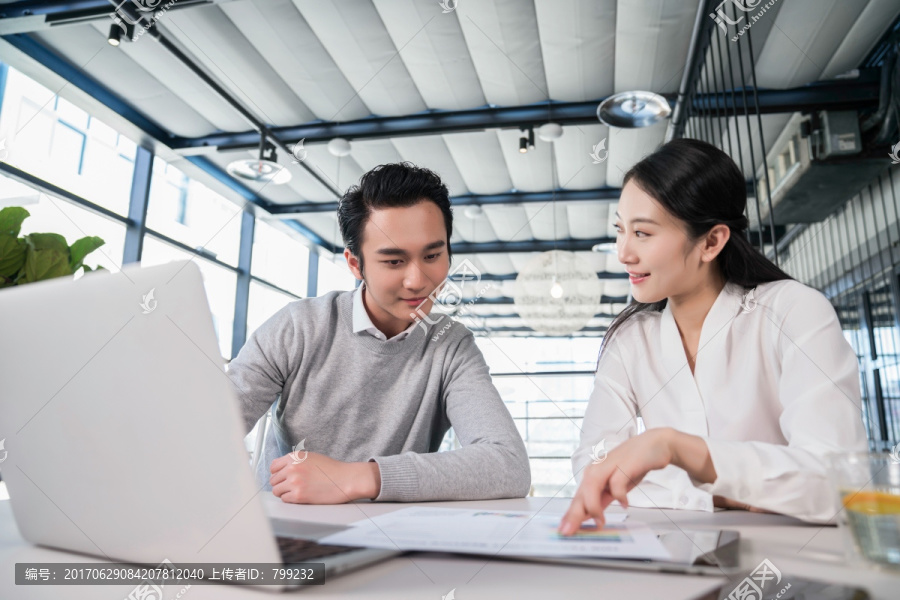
xmin=320 ymin=508 xmax=671 ymax=561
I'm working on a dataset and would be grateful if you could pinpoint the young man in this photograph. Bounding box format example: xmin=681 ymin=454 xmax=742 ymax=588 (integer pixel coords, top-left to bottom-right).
xmin=227 ymin=162 xmax=531 ymax=503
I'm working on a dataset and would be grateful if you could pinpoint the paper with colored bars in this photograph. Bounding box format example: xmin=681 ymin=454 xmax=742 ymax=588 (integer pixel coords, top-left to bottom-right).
xmin=319 ymin=508 xmax=671 ymax=561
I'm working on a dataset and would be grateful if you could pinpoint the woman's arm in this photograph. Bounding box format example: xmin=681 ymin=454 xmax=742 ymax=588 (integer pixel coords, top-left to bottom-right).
xmin=561 ymin=427 xmax=715 ymax=533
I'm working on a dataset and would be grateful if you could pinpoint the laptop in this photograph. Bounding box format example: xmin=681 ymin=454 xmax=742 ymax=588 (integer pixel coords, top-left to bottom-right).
xmin=0 ymin=259 xmax=400 ymax=592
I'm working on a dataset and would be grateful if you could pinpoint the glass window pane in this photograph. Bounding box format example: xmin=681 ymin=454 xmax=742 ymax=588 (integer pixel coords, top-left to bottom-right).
xmin=140 ymin=236 xmax=236 ymax=359
xmin=473 ymin=337 xmax=601 ymax=498
xmin=0 ymin=67 xmax=136 ymax=216
xmin=2 ymin=175 xmax=125 ymax=272
xmin=146 ymin=157 xmax=241 ymax=267
xmin=251 ymin=219 xmax=308 ymax=296
xmin=317 ymin=256 xmax=356 ymax=294
xmin=247 ymin=281 xmax=296 ymax=338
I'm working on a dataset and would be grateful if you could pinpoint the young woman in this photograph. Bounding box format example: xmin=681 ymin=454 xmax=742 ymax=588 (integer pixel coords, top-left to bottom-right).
xmin=559 ymin=138 xmax=867 ymax=533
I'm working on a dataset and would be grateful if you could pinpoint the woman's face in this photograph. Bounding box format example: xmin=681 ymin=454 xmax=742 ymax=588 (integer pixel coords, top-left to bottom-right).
xmin=614 ymin=180 xmax=708 ymax=304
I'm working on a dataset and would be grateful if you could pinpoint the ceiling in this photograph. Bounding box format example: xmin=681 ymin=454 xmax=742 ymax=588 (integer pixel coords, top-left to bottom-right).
xmin=0 ymin=0 xmax=897 ymax=336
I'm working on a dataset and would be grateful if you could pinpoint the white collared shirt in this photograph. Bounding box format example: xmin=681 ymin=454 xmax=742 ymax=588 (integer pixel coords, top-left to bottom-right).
xmin=573 ymin=279 xmax=867 ymax=523
xmin=352 ymin=281 xmax=416 ymax=342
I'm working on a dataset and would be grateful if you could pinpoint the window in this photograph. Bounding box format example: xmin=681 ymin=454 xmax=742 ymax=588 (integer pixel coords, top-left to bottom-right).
xmin=475 ymin=336 xmax=603 ymax=497
xmin=0 ymin=67 xmax=136 ymax=216
xmin=247 ymin=281 xmax=297 ymax=338
xmin=251 ymin=219 xmax=309 ymax=296
xmin=146 ymin=157 xmax=241 ymax=267
xmin=140 ymin=237 xmax=236 ymax=359
xmin=1 ymin=173 xmax=125 ymax=272
xmin=317 ymin=255 xmax=356 ymax=294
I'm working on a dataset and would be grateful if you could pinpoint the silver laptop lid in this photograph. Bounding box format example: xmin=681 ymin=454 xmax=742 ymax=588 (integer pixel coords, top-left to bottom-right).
xmin=0 ymin=260 xmax=281 ymax=566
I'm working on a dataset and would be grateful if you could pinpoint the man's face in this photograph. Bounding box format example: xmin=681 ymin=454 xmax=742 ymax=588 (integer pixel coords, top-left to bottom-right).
xmin=345 ymin=200 xmax=450 ymax=336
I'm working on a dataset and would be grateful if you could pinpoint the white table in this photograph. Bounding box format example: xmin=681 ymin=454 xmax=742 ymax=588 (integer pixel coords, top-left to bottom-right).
xmin=1 ymin=493 xmax=897 ymax=599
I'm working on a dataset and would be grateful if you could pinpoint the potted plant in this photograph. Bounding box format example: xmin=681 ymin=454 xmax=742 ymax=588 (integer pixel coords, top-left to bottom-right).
xmin=0 ymin=206 xmax=105 ymax=288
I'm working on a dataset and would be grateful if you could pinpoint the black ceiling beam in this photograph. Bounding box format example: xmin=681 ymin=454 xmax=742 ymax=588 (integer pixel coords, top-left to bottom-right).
xmin=453 ymin=238 xmax=615 ymax=254
xmin=169 ymin=99 xmax=632 ymax=151
xmin=169 ymin=78 xmax=880 ymax=152
xmin=267 ymin=188 xmax=623 ymax=214
xmin=0 ymin=0 xmax=208 ymax=26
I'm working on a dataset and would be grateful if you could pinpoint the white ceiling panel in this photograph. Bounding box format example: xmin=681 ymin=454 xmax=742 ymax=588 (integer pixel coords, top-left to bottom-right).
xmin=293 ymin=0 xmax=427 ymax=117
xmin=523 ymin=202 xmax=569 ymax=240
xmin=456 ymin=0 xmax=548 ymax=105
xmin=372 ymin=0 xmax=486 ymax=110
xmin=482 ymin=204 xmax=537 ymax=242
xmin=348 ymin=138 xmax=406 ymax=172
xmin=821 ymin=0 xmax=900 ymax=79
xmin=32 ymin=26 xmax=218 ymax=137
xmin=390 ymin=135 xmax=470 ymax=196
xmin=567 ymin=202 xmax=609 ymax=239
xmin=614 ymin=0 xmax=700 ymax=94
xmin=535 ymin=0 xmax=617 ymax=100
xmin=554 ymin=124 xmax=610 ymax=190
xmin=754 ymin=0 xmax=867 ymax=89
xmin=604 ymin=120 xmax=668 ymax=187
xmin=165 ymin=5 xmax=315 ymax=126
xmin=442 ymin=131 xmax=513 ymax=194
xmin=219 ymin=0 xmax=370 ymax=122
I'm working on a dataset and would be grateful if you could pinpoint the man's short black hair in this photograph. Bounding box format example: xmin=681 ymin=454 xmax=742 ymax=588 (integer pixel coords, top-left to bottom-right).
xmin=337 ymin=162 xmax=453 ymax=273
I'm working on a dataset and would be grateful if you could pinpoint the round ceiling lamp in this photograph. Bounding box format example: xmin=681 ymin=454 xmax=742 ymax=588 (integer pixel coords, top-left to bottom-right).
xmin=514 ymin=250 xmax=602 ymax=336
xmin=537 ymin=123 xmax=563 ymax=142
xmin=464 ymin=205 xmax=484 ymax=219
xmin=597 ymin=91 xmax=671 ymax=128
xmin=327 ymin=138 xmax=352 ymax=157
xmin=226 ymin=137 xmax=292 ymax=185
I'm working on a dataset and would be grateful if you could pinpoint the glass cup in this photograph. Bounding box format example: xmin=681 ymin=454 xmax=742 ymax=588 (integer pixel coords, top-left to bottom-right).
xmin=828 ymin=452 xmax=900 ymax=570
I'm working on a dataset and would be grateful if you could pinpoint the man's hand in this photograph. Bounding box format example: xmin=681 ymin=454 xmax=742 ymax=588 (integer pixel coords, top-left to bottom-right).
xmin=269 ymin=452 xmax=381 ymax=504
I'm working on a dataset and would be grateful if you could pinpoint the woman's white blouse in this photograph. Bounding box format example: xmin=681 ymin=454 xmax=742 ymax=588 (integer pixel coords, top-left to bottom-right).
xmin=572 ymin=279 xmax=868 ymax=523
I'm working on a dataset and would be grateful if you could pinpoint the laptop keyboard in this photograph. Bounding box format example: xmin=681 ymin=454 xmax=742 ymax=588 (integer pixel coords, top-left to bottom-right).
xmin=275 ymin=536 xmax=362 ymax=564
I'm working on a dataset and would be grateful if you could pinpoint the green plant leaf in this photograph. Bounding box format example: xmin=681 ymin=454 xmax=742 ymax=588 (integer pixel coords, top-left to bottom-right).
xmin=19 ymin=233 xmax=72 ymax=283
xmin=0 ymin=206 xmax=30 ymax=237
xmin=0 ymin=234 xmax=27 ymax=278
xmin=69 ymin=236 xmax=104 ymax=272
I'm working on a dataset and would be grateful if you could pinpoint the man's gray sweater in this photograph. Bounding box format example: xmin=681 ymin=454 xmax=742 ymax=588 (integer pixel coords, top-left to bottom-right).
xmin=226 ymin=290 xmax=531 ymax=501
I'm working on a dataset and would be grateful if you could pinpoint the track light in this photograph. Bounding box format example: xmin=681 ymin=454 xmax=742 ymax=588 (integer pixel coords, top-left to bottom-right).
xmin=108 ymin=22 xmax=135 ymax=46
xmin=527 ymin=126 xmax=535 ymax=150
xmin=519 ymin=136 xmax=528 ymax=153
xmin=108 ymin=24 xmax=123 ymax=46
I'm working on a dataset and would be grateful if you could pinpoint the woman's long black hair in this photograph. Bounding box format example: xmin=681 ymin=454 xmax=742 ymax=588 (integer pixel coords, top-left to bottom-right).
xmin=600 ymin=138 xmax=793 ymax=356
